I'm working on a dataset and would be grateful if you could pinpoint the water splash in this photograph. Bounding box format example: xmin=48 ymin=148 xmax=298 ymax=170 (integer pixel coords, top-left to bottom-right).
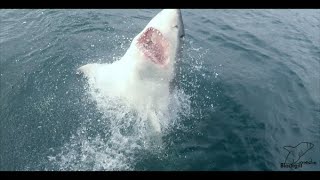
xmin=44 ymin=35 xmax=201 ymax=171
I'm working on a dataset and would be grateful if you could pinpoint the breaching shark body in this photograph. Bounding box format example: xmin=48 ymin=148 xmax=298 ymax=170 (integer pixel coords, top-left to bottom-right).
xmin=78 ymin=9 xmax=185 ymax=133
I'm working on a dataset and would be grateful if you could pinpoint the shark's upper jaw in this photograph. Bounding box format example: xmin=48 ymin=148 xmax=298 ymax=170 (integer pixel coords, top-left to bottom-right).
xmin=133 ymin=9 xmax=184 ymax=68
xmin=137 ymin=27 xmax=170 ymax=66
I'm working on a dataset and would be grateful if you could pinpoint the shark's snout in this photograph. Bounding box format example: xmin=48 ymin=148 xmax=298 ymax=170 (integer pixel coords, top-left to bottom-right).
xmin=151 ymin=9 xmax=184 ymax=38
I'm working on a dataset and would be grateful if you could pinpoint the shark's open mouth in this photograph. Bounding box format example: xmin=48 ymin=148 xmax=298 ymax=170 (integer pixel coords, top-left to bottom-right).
xmin=137 ymin=27 xmax=169 ymax=66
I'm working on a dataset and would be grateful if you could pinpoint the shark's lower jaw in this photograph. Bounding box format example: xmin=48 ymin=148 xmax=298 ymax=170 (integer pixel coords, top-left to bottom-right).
xmin=137 ymin=27 xmax=170 ymax=66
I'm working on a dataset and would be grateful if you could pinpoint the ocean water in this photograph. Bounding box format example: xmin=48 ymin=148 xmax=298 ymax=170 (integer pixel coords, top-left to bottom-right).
xmin=0 ymin=9 xmax=319 ymax=171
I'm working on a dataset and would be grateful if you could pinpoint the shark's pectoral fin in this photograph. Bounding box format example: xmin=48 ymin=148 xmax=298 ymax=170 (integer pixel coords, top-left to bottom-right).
xmin=77 ymin=64 xmax=97 ymax=77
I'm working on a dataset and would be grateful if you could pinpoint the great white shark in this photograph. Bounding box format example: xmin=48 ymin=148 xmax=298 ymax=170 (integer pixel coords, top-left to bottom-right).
xmin=78 ymin=9 xmax=185 ymax=133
